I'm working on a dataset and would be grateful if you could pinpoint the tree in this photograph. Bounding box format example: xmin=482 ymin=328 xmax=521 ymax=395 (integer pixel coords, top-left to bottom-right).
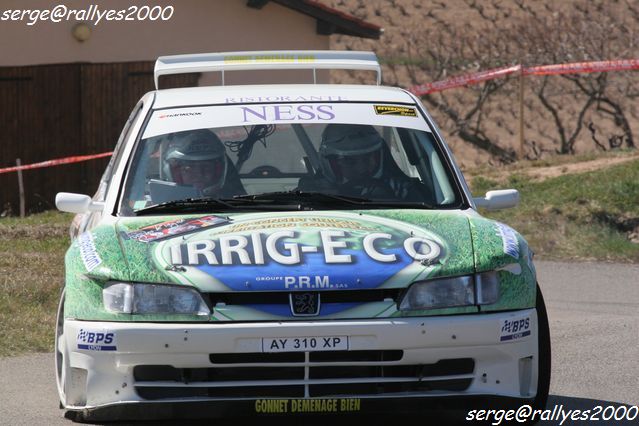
xmin=327 ymin=0 xmax=639 ymax=161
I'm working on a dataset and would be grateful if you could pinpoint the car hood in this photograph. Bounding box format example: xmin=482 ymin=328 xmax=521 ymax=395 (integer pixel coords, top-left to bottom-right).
xmin=67 ymin=209 xmax=534 ymax=321
xmin=111 ymin=210 xmax=477 ymax=293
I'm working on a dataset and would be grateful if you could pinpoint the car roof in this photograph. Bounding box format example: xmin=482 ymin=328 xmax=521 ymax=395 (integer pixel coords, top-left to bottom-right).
xmin=152 ymin=84 xmax=417 ymax=109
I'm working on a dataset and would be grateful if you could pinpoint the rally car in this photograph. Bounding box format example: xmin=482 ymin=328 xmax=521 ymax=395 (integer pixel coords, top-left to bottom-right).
xmin=55 ymin=50 xmax=550 ymax=421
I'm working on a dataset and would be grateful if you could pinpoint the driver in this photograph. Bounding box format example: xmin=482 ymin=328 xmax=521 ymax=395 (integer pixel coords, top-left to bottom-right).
xmin=319 ymin=124 xmax=385 ymax=185
xmin=309 ymin=124 xmax=428 ymax=200
xmin=162 ymin=130 xmax=244 ymax=198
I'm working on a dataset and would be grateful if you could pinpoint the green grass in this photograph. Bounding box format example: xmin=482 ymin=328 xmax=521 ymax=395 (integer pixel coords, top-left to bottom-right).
xmin=463 ymin=148 xmax=637 ymax=175
xmin=470 ymin=158 xmax=639 ymax=262
xmin=0 ymin=211 xmax=72 ymax=356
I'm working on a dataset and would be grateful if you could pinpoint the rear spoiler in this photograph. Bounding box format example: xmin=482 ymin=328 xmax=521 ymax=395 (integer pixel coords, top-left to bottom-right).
xmin=153 ymin=50 xmax=381 ymax=89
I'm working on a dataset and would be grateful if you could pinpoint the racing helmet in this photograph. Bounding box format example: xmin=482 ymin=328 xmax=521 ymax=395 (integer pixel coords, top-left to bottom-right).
xmin=161 ymin=130 xmax=228 ymax=193
xmin=319 ymin=124 xmax=384 ymax=183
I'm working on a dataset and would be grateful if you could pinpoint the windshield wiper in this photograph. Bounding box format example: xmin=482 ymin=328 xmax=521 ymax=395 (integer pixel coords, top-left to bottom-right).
xmin=230 ymin=191 xmax=369 ymax=205
xmin=134 ymin=197 xmax=239 ymax=216
xmin=134 ymin=195 xmax=305 ymax=215
xmin=229 ymin=191 xmax=434 ymax=209
xmin=134 ymin=192 xmax=434 ymax=215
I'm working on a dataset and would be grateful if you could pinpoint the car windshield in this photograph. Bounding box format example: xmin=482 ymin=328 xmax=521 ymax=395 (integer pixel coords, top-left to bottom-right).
xmin=119 ymin=102 xmax=463 ymax=215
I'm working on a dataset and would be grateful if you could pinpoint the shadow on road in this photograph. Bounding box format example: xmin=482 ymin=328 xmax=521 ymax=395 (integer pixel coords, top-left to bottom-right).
xmin=81 ymin=394 xmax=637 ymax=425
xmin=540 ymin=395 xmax=637 ymax=425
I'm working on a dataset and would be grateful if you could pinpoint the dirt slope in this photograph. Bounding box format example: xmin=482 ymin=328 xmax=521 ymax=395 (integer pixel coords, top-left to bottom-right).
xmin=320 ymin=0 xmax=639 ymax=168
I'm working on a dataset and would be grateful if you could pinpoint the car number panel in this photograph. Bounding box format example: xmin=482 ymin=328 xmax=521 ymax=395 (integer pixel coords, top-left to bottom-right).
xmin=262 ymin=336 xmax=349 ymax=353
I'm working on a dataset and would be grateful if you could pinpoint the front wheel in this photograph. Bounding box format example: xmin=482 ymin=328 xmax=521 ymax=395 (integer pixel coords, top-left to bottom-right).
xmin=533 ymin=284 xmax=552 ymax=412
xmin=54 ymin=289 xmax=68 ymax=408
xmin=55 ymin=289 xmax=85 ymax=421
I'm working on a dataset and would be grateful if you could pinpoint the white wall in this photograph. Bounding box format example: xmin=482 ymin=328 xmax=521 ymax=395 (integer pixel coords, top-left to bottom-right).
xmin=0 ymin=0 xmax=329 ymax=69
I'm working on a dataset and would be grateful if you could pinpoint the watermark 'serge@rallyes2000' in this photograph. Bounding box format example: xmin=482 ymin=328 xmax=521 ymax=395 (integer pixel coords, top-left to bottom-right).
xmin=467 ymin=404 xmax=638 ymax=425
xmin=0 ymin=4 xmax=174 ymax=26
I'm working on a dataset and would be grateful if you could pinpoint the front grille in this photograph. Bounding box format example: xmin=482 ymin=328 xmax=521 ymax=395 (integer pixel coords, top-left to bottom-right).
xmin=133 ymin=352 xmax=474 ymax=400
xmin=204 ymin=289 xmax=402 ymax=306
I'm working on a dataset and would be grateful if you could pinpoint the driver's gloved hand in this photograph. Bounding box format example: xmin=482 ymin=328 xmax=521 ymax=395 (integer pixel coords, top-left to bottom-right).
xmin=201 ymin=185 xmax=222 ymax=197
xmin=297 ymin=175 xmax=340 ymax=194
xmin=338 ymin=178 xmax=395 ymax=199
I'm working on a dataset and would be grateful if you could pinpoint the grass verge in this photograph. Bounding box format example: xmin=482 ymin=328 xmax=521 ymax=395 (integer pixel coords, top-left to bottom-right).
xmin=0 ymin=211 xmax=72 ymax=357
xmin=469 ymin=157 xmax=639 ymax=262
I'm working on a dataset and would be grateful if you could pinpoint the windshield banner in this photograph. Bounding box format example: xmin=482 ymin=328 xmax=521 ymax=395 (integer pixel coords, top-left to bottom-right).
xmin=143 ymin=103 xmax=430 ymax=138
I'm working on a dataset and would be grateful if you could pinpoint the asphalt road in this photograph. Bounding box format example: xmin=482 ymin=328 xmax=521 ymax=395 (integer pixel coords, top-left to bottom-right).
xmin=1 ymin=261 xmax=637 ymax=425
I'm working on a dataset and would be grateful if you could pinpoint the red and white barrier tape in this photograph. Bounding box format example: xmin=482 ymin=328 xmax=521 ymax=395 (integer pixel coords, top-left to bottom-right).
xmin=0 ymin=152 xmax=112 ymax=175
xmin=2 ymin=59 xmax=638 ymax=175
xmin=524 ymin=59 xmax=639 ymax=76
xmin=409 ymin=59 xmax=639 ymax=96
xmin=410 ymin=64 xmax=522 ymax=96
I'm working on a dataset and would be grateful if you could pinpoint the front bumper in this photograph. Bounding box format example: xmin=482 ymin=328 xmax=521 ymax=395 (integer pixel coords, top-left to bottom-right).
xmin=62 ymin=309 xmax=539 ymax=419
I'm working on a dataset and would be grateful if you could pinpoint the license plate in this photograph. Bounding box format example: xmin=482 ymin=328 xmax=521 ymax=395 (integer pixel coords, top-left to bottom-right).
xmin=262 ymin=336 xmax=349 ymax=353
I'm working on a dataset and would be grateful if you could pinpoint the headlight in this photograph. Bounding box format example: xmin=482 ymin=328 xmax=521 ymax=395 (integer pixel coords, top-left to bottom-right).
xmin=475 ymin=271 xmax=500 ymax=305
xmin=399 ymin=271 xmax=500 ymax=310
xmin=103 ymin=282 xmax=210 ymax=315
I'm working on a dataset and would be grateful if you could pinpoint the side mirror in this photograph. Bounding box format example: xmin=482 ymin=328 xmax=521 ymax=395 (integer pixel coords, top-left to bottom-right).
xmin=473 ymin=189 xmax=519 ymax=210
xmin=55 ymin=192 xmax=105 ymax=214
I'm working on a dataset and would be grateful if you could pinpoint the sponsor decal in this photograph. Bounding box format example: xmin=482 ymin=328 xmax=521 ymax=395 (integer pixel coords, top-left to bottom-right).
xmin=224 ymin=53 xmax=316 ymax=64
xmin=143 ymin=103 xmax=431 ymax=140
xmin=78 ymin=232 xmax=102 ymax=272
xmin=495 ymin=222 xmax=520 ymax=259
xmin=254 ymin=275 xmax=351 ymax=291
xmin=280 ymin=275 xmax=335 ymax=290
xmin=255 ymin=398 xmax=361 ymax=414
xmin=76 ymin=328 xmax=116 ymax=351
xmin=240 ymin=104 xmax=335 ymax=123
xmin=124 ymin=215 xmax=229 ymax=243
xmin=159 ymin=213 xmax=445 ymax=294
xmin=225 ymin=95 xmax=346 ymax=104
xmin=218 ymin=216 xmax=376 ymax=233
xmin=374 ymin=105 xmax=417 ymax=117
xmin=158 ymin=112 xmax=202 ymax=119
xmin=169 ymin=230 xmax=440 ymax=267
xmin=500 ymin=315 xmax=531 ymax=341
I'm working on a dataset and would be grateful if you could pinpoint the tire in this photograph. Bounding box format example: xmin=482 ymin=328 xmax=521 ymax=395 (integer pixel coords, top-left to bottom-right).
xmin=531 ymin=284 xmax=552 ymax=418
xmin=487 ymin=285 xmax=551 ymax=426
xmin=54 ymin=289 xmax=68 ymax=408
xmin=55 ymin=290 xmax=85 ymax=422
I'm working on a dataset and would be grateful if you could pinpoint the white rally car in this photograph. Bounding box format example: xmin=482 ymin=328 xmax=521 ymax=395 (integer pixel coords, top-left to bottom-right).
xmin=55 ymin=51 xmax=550 ymax=421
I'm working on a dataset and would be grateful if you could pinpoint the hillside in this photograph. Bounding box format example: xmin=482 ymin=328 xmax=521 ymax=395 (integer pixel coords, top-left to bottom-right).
xmin=467 ymin=151 xmax=639 ymax=259
xmin=321 ymin=0 xmax=639 ymax=168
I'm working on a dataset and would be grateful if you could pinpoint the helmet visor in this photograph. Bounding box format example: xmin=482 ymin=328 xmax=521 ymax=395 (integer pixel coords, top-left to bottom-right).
xmin=169 ymin=158 xmax=225 ymax=189
xmin=327 ymin=149 xmax=382 ymax=182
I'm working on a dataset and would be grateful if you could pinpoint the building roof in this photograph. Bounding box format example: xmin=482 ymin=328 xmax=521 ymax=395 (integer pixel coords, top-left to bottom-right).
xmin=246 ymin=0 xmax=383 ymax=39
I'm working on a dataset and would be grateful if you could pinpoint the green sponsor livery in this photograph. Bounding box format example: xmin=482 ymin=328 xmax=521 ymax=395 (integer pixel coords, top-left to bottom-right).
xmin=64 ymin=210 xmax=536 ymax=322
